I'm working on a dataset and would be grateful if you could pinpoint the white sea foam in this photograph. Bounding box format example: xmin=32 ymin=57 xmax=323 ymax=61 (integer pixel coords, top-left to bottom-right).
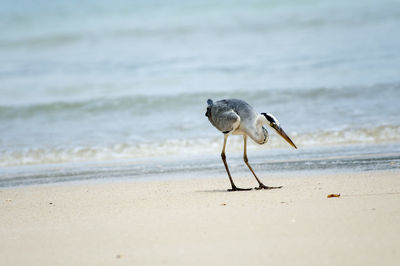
xmin=1 ymin=125 xmax=399 ymax=167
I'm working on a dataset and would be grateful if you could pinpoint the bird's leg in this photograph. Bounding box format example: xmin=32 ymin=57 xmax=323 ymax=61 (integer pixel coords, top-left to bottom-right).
xmin=243 ymin=135 xmax=282 ymax=190
xmin=221 ymin=135 xmax=252 ymax=192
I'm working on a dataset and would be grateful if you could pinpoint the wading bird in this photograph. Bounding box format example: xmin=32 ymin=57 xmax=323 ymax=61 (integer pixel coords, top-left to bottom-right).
xmin=206 ymin=98 xmax=297 ymax=191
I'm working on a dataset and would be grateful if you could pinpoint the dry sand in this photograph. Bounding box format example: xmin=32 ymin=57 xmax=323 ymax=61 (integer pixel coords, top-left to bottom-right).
xmin=1 ymin=170 xmax=400 ymax=266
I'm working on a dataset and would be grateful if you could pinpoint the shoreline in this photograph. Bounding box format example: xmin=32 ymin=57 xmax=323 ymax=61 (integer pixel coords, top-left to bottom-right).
xmin=1 ymin=142 xmax=400 ymax=188
xmin=1 ymin=170 xmax=400 ymax=265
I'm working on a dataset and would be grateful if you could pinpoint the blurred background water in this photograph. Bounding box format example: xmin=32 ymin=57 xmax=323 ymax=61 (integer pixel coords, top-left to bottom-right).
xmin=1 ymin=0 xmax=400 ymax=184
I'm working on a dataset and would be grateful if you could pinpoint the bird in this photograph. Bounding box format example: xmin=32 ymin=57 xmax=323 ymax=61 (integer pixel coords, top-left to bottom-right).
xmin=205 ymin=98 xmax=297 ymax=191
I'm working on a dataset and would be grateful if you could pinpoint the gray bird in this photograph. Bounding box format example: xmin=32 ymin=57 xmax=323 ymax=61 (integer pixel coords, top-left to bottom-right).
xmin=206 ymin=98 xmax=297 ymax=191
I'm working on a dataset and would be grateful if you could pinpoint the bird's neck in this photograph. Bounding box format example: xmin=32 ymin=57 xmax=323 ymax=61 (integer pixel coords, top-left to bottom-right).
xmin=249 ymin=115 xmax=269 ymax=144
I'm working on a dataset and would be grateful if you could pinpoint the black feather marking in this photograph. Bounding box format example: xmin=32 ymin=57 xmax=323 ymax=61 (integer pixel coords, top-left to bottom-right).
xmin=262 ymin=113 xmax=275 ymax=123
xmin=205 ymin=107 xmax=211 ymax=117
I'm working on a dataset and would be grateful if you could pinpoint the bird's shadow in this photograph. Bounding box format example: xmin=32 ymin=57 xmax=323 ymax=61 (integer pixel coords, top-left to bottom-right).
xmin=195 ymin=189 xmax=254 ymax=193
xmin=195 ymin=189 xmax=228 ymax=193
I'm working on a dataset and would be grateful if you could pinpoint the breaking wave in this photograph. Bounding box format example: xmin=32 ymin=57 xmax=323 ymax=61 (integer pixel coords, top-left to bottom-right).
xmin=1 ymin=125 xmax=399 ymax=167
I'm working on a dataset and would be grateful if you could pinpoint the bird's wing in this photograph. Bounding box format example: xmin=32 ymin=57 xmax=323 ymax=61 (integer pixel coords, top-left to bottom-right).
xmin=208 ymin=107 xmax=240 ymax=134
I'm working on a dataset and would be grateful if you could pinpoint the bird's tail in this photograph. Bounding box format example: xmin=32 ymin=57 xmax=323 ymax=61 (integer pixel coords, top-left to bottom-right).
xmin=205 ymin=99 xmax=213 ymax=117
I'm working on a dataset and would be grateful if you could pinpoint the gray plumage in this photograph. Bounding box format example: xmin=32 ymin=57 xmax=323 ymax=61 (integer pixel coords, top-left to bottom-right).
xmin=206 ymin=98 xmax=268 ymax=144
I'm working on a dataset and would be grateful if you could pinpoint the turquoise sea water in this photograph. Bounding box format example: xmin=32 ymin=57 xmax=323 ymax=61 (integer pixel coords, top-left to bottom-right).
xmin=1 ymin=0 xmax=400 ymax=186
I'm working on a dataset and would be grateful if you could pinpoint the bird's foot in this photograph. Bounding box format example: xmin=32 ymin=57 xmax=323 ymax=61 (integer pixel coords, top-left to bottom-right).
xmin=227 ymin=186 xmax=252 ymax=192
xmin=255 ymin=184 xmax=282 ymax=190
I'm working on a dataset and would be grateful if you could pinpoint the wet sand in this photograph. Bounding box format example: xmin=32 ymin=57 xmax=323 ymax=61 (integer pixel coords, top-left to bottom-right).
xmin=1 ymin=170 xmax=400 ymax=266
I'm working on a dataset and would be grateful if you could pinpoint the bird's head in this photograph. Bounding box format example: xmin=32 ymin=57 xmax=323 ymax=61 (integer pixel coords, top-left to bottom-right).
xmin=261 ymin=113 xmax=297 ymax=149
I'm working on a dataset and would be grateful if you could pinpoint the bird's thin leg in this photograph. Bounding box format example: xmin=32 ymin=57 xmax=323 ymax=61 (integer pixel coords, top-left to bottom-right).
xmin=221 ymin=134 xmax=252 ymax=192
xmin=243 ymin=135 xmax=282 ymax=190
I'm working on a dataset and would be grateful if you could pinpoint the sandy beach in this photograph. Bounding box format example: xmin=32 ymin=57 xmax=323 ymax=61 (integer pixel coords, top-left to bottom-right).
xmin=1 ymin=170 xmax=400 ymax=266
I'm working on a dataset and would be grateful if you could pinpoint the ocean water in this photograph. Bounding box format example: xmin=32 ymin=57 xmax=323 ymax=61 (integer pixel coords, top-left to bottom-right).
xmin=1 ymin=0 xmax=400 ymax=186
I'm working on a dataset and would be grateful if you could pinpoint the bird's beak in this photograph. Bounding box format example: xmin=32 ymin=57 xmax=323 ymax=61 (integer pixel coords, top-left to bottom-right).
xmin=272 ymin=124 xmax=297 ymax=149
